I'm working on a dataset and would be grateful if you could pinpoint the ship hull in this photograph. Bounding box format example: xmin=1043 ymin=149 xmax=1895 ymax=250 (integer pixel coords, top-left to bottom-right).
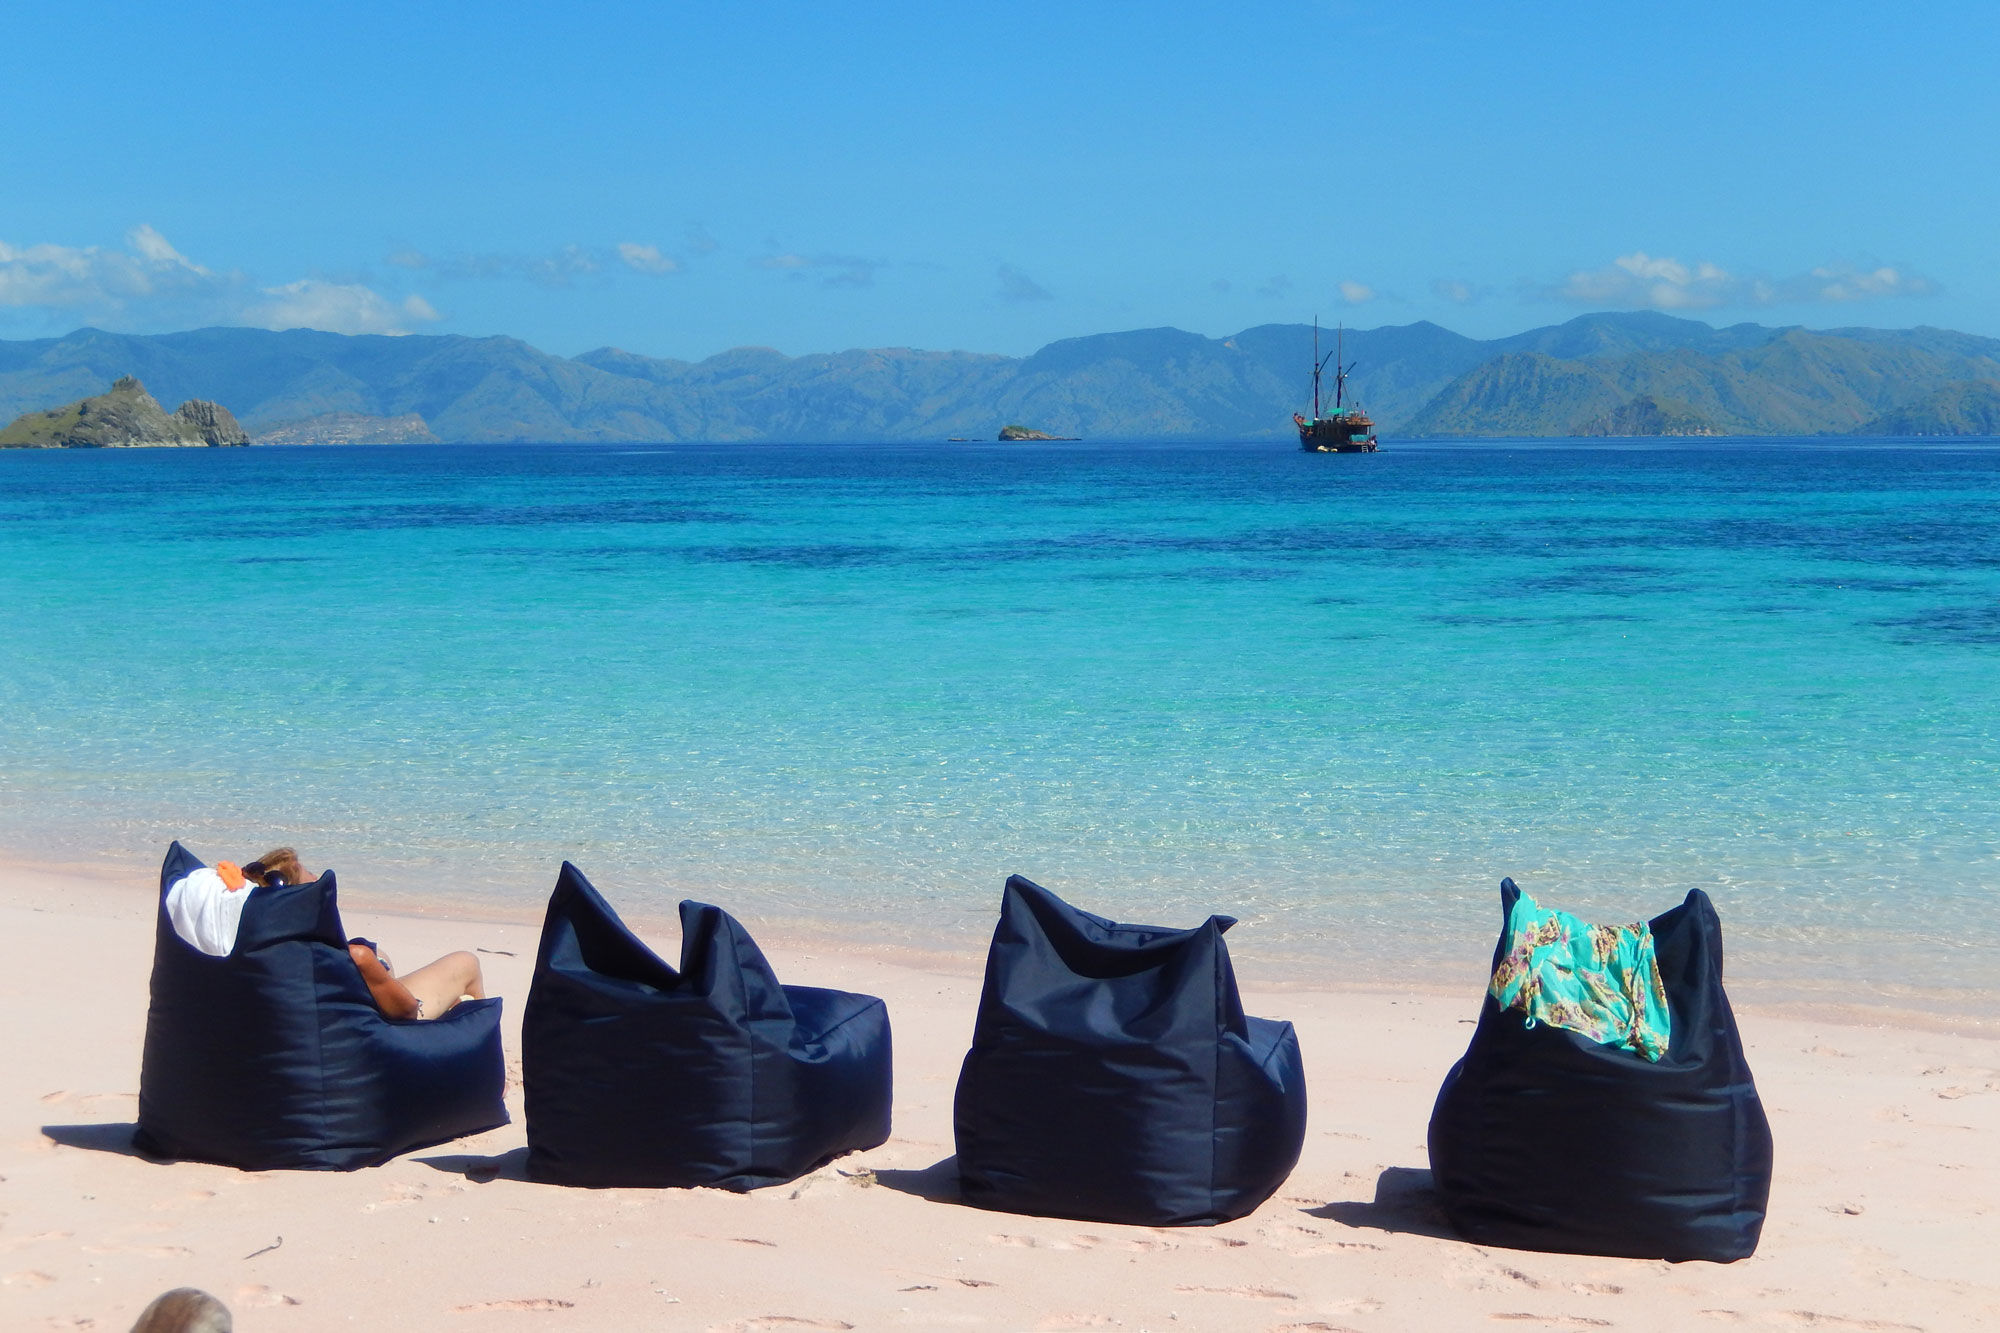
xmin=1297 ymin=419 xmax=1378 ymax=452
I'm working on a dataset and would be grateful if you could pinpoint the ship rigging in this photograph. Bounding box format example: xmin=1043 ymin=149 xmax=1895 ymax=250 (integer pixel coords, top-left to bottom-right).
xmin=1293 ymin=319 xmax=1378 ymax=452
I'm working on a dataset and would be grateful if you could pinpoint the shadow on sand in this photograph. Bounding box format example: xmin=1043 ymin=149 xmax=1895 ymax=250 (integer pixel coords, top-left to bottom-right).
xmin=870 ymin=1155 xmax=962 ymax=1204
xmin=417 ymin=1146 xmax=531 ymax=1183
xmin=1304 ymin=1165 xmax=1459 ymax=1241
xmin=41 ymin=1122 xmax=160 ymax=1160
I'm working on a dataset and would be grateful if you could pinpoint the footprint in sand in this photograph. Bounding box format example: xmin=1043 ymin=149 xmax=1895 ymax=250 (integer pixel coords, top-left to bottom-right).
xmin=0 ymin=1231 xmax=69 ymax=1252
xmin=364 ymin=1183 xmax=428 ymax=1213
xmin=1274 ymin=1323 xmax=1364 ymax=1333
xmin=1174 ymin=1285 xmax=1300 ymax=1301
xmin=1032 ymin=1317 xmax=1120 ymax=1331
xmin=1769 ymin=1314 xmax=1923 ymax=1332
xmin=3 ymin=1270 xmax=55 ymax=1288
xmin=1489 ymin=1316 xmax=1609 ymax=1328
xmin=452 ymin=1298 xmax=577 ymax=1313
xmin=990 ymin=1233 xmax=1100 ymax=1250
xmin=707 ymin=1318 xmax=854 ymax=1332
xmin=234 ymin=1285 xmax=303 ymax=1308
xmin=82 ymin=1244 xmax=192 ymax=1259
xmin=1325 ymin=1299 xmax=1385 ymax=1316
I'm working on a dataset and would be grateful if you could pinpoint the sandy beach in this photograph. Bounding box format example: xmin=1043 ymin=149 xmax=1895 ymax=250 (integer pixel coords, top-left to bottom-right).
xmin=4 ymin=859 xmax=1996 ymax=1332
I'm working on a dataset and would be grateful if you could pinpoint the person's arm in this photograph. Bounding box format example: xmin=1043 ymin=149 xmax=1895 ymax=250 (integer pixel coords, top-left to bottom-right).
xmin=348 ymin=942 xmax=421 ymax=1020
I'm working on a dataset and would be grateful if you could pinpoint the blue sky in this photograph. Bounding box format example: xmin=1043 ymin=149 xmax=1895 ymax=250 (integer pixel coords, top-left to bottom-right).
xmin=2 ymin=2 xmax=1992 ymax=358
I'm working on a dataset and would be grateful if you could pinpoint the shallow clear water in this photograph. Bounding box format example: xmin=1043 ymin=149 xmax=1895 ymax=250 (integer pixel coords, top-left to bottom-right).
xmin=2 ymin=440 xmax=1996 ymax=1007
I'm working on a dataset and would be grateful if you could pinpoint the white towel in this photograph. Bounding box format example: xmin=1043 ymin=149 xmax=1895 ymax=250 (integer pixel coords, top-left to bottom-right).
xmin=166 ymin=867 xmax=256 ymax=956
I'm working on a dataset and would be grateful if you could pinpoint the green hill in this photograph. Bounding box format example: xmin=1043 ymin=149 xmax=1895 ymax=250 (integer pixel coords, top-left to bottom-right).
xmin=1404 ymin=326 xmax=2000 ymax=437
xmin=1854 ymin=380 xmax=2000 ymax=435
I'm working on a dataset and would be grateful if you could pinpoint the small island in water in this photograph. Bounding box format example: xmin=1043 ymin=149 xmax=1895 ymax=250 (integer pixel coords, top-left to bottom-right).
xmin=997 ymin=424 xmax=1079 ymax=441
xmin=0 ymin=376 xmax=248 ymax=448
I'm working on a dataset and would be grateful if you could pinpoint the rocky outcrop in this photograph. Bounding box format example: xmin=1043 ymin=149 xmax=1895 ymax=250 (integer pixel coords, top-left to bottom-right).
xmin=171 ymin=397 xmax=251 ymax=446
xmin=998 ymin=424 xmax=1079 ymax=441
xmin=0 ymin=376 xmax=248 ymax=448
xmin=252 ymin=412 xmax=440 ymax=446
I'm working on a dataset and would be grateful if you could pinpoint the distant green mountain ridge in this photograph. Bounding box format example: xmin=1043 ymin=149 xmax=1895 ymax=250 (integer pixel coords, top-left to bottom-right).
xmin=1404 ymin=325 xmax=2000 ymax=437
xmin=1855 ymin=379 xmax=2000 ymax=435
xmin=1 ymin=313 xmax=1996 ymax=443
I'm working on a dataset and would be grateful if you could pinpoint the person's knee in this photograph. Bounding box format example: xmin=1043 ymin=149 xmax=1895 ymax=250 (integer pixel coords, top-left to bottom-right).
xmin=449 ymin=951 xmax=484 ymax=992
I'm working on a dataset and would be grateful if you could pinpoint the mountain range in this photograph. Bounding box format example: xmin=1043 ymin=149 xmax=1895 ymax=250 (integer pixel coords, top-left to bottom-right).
xmin=1 ymin=312 xmax=1996 ymax=443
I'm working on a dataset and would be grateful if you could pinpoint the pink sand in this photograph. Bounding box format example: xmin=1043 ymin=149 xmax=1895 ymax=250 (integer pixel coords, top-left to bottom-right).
xmin=4 ymin=861 xmax=1996 ymax=1331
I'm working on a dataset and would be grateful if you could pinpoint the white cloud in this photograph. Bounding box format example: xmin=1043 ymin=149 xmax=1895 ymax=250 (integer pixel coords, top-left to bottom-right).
xmin=1338 ymin=280 xmax=1375 ymax=304
xmin=1256 ymin=274 xmax=1292 ymax=299
xmin=127 ymin=223 xmax=200 ymax=269
xmin=0 ymin=226 xmax=439 ymax=334
xmin=0 ymin=225 xmax=214 ymax=311
xmin=617 ymin=242 xmax=680 ymax=275
xmin=1549 ymin=251 xmax=1940 ymax=311
xmin=1787 ymin=263 xmax=1936 ymax=303
xmin=249 ymin=281 xmax=440 ymax=335
xmin=1432 ymin=278 xmax=1486 ymax=305
xmin=996 ymin=263 xmax=1052 ymax=302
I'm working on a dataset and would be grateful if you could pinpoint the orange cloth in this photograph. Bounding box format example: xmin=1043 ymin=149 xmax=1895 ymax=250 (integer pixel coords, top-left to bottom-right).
xmin=216 ymin=861 xmax=247 ymax=891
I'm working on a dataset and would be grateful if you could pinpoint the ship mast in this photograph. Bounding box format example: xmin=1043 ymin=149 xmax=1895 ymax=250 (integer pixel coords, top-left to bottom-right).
xmin=1312 ymin=319 xmax=1321 ymax=420
xmin=1310 ymin=317 xmax=1338 ymax=421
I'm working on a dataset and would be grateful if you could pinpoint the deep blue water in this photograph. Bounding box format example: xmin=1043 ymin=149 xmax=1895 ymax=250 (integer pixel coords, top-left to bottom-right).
xmin=3 ymin=439 xmax=1996 ymax=1008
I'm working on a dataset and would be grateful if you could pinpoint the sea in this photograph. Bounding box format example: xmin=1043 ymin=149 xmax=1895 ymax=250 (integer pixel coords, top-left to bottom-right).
xmin=3 ymin=439 xmax=1996 ymax=1014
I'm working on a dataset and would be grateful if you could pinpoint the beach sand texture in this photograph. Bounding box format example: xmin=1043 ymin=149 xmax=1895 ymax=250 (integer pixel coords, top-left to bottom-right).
xmin=5 ymin=864 xmax=1996 ymax=1332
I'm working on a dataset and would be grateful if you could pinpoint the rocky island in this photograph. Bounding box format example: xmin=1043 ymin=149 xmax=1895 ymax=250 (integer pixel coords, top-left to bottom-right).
xmin=0 ymin=376 xmax=248 ymax=448
xmin=998 ymin=424 xmax=1078 ymax=441
xmin=253 ymin=412 xmax=440 ymax=446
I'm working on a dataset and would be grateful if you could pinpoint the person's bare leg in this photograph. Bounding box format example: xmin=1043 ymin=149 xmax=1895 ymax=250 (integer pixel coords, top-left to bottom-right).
xmin=398 ymin=951 xmax=485 ymax=1016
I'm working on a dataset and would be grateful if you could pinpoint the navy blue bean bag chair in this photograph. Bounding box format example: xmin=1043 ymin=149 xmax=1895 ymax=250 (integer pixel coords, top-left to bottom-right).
xmin=1428 ymin=879 xmax=1774 ymax=1262
xmin=522 ymin=862 xmax=893 ymax=1190
xmin=136 ymin=842 xmax=508 ymax=1171
xmin=953 ymin=875 xmax=1308 ymax=1226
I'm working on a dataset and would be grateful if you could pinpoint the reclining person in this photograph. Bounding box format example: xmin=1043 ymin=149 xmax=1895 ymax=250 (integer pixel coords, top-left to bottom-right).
xmin=165 ymin=846 xmax=485 ymax=1020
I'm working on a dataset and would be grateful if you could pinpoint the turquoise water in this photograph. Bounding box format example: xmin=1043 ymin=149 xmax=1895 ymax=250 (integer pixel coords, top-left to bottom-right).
xmin=2 ymin=441 xmax=1996 ymax=1007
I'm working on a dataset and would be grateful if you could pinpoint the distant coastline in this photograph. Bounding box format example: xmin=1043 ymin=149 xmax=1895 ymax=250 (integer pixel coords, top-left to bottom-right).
xmin=2 ymin=313 xmax=1997 ymax=445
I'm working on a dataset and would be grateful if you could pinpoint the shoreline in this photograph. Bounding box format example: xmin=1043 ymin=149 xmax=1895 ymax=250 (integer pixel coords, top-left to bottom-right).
xmin=15 ymin=847 xmax=1997 ymax=1037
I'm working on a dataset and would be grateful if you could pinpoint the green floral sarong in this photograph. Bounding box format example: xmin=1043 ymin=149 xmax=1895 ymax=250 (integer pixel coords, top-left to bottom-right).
xmin=1488 ymin=891 xmax=1671 ymax=1062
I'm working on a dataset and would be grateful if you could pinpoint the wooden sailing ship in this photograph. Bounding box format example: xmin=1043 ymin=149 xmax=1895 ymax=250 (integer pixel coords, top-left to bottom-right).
xmin=1293 ymin=320 xmax=1378 ymax=452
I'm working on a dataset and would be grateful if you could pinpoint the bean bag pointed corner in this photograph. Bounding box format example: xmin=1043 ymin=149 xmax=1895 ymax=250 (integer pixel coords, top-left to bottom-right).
xmin=1427 ymin=878 xmax=1774 ymax=1262
xmin=135 ymin=842 xmax=508 ymax=1171
xmin=522 ymin=862 xmax=893 ymax=1190
xmin=953 ymin=875 xmax=1307 ymax=1226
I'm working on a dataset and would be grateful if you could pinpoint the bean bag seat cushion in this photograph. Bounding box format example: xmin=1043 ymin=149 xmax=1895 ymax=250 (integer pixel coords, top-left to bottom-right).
xmin=522 ymin=862 xmax=893 ymax=1190
xmin=136 ymin=842 xmax=509 ymax=1171
xmin=1428 ymin=878 xmax=1774 ymax=1262
xmin=953 ymin=875 xmax=1307 ymax=1226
